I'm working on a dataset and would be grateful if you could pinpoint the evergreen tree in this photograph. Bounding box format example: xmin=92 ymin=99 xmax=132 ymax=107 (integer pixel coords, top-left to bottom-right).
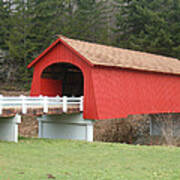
xmin=0 ymin=0 xmax=6 ymax=49
xmin=27 ymin=0 xmax=65 ymax=57
xmin=0 ymin=0 xmax=66 ymax=84
xmin=0 ymin=0 xmax=13 ymax=50
xmin=61 ymin=0 xmax=110 ymax=44
xmin=0 ymin=0 xmax=18 ymax=82
xmin=4 ymin=0 xmax=27 ymax=81
xmin=114 ymin=0 xmax=180 ymax=59
xmin=170 ymin=0 xmax=180 ymax=58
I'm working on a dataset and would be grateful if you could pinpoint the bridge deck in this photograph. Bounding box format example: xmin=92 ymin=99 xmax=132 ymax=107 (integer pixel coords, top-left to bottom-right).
xmin=0 ymin=96 xmax=83 ymax=117
xmin=1 ymin=105 xmax=80 ymax=117
xmin=0 ymin=95 xmax=90 ymax=143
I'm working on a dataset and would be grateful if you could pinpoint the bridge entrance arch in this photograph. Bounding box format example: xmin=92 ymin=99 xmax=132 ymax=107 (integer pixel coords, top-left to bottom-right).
xmin=40 ymin=62 xmax=84 ymax=97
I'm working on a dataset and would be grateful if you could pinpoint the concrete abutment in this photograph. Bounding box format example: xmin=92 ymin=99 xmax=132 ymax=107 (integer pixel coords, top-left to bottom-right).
xmin=37 ymin=113 xmax=94 ymax=142
xmin=0 ymin=113 xmax=94 ymax=142
xmin=0 ymin=114 xmax=21 ymax=142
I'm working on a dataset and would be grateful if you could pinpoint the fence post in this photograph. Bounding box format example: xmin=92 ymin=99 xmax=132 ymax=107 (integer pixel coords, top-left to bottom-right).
xmin=63 ymin=96 xmax=67 ymax=113
xmin=0 ymin=95 xmax=3 ymax=115
xmin=80 ymin=96 xmax=83 ymax=111
xmin=39 ymin=95 xmax=43 ymax=103
xmin=20 ymin=95 xmax=27 ymax=114
xmin=56 ymin=95 xmax=61 ymax=106
xmin=43 ymin=96 xmax=48 ymax=113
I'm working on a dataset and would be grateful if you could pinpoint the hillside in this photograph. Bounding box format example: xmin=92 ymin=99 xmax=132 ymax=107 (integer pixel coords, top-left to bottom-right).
xmin=0 ymin=138 xmax=180 ymax=180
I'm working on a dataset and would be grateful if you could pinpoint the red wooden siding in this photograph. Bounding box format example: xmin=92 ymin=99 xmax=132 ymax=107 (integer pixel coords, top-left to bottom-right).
xmin=40 ymin=78 xmax=62 ymax=97
xmin=91 ymin=66 xmax=180 ymax=119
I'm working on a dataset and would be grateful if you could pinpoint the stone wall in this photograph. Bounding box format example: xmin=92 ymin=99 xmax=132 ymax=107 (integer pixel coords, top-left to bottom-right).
xmin=19 ymin=116 xmax=38 ymax=137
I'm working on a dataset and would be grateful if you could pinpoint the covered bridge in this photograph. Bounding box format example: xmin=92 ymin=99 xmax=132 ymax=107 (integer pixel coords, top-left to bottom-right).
xmin=28 ymin=35 xmax=180 ymax=120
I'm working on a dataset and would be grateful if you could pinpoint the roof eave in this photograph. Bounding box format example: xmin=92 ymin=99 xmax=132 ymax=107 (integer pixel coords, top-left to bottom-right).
xmin=94 ymin=63 xmax=180 ymax=76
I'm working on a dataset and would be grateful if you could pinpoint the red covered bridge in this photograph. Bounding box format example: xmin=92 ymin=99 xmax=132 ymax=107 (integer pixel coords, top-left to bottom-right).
xmin=28 ymin=35 xmax=180 ymax=120
xmin=1 ymin=35 xmax=180 ymax=143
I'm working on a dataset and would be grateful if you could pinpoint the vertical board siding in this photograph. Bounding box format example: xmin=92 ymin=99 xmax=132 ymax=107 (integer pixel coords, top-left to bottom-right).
xmin=91 ymin=66 xmax=180 ymax=119
xmin=40 ymin=79 xmax=62 ymax=97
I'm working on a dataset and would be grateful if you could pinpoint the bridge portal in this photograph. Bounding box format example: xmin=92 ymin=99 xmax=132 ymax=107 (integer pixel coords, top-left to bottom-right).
xmin=41 ymin=63 xmax=84 ymax=97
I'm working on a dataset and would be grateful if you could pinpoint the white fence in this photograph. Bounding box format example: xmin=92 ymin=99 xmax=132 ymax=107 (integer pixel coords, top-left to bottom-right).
xmin=0 ymin=95 xmax=83 ymax=115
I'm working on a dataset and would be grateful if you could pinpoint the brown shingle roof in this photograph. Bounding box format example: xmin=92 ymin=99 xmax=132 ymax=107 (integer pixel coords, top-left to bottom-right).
xmin=59 ymin=35 xmax=180 ymax=75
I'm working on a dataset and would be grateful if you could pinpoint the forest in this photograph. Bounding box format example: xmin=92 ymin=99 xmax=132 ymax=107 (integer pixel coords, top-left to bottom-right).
xmin=0 ymin=0 xmax=180 ymax=89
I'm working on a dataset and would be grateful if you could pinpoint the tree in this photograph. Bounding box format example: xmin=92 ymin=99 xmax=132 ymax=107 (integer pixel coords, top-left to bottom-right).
xmin=0 ymin=0 xmax=66 ymax=84
xmin=60 ymin=0 xmax=110 ymax=44
xmin=169 ymin=0 xmax=180 ymax=59
xmin=114 ymin=0 xmax=180 ymax=59
xmin=0 ymin=0 xmax=17 ymax=82
xmin=0 ymin=0 xmax=13 ymax=50
xmin=0 ymin=0 xmax=112 ymax=87
xmin=0 ymin=0 xmax=6 ymax=49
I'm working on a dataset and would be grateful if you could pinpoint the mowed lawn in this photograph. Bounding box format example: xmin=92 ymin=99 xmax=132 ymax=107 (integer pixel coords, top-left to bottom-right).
xmin=0 ymin=138 xmax=180 ymax=180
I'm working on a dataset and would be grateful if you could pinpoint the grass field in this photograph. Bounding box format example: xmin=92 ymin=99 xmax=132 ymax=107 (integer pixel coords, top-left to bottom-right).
xmin=0 ymin=138 xmax=180 ymax=180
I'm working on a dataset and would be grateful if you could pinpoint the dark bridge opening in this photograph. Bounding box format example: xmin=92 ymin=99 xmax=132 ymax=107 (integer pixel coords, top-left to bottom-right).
xmin=41 ymin=63 xmax=84 ymax=97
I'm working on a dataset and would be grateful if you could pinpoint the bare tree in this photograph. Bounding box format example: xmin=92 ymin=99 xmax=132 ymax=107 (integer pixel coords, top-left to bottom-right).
xmin=150 ymin=113 xmax=180 ymax=146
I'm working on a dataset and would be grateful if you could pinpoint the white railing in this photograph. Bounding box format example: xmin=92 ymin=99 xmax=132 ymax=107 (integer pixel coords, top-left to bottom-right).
xmin=0 ymin=95 xmax=84 ymax=115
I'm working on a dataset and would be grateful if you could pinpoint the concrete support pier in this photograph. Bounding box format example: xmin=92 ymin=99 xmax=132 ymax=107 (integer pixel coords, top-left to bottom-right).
xmin=0 ymin=114 xmax=21 ymax=142
xmin=38 ymin=113 xmax=94 ymax=142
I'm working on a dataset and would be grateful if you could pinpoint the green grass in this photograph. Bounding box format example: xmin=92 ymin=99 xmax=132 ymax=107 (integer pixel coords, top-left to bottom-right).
xmin=0 ymin=138 xmax=180 ymax=180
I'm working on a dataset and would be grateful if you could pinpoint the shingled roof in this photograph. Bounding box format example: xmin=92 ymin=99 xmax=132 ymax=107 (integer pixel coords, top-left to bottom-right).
xmin=28 ymin=35 xmax=180 ymax=75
